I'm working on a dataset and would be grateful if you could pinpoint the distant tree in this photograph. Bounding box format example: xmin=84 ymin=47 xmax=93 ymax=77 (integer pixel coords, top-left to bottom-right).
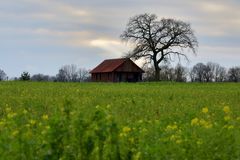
xmin=227 ymin=67 xmax=240 ymax=82
xmin=206 ymin=62 xmax=226 ymax=82
xmin=142 ymin=65 xmax=155 ymax=81
xmin=190 ymin=63 xmax=206 ymax=82
xmin=31 ymin=74 xmax=52 ymax=81
xmin=0 ymin=69 xmax=7 ymax=81
xmin=121 ymin=13 xmax=198 ymax=80
xmin=56 ymin=68 xmax=68 ymax=82
xmin=56 ymin=64 xmax=90 ymax=82
xmin=159 ymin=64 xmax=175 ymax=81
xmin=78 ymin=68 xmax=90 ymax=82
xmin=174 ymin=64 xmax=187 ymax=82
xmin=215 ymin=65 xmax=227 ymax=82
xmin=20 ymin=72 xmax=30 ymax=81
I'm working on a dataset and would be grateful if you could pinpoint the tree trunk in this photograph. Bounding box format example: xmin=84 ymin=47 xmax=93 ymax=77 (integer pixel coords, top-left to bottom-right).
xmin=155 ymin=67 xmax=160 ymax=81
xmin=153 ymin=54 xmax=161 ymax=81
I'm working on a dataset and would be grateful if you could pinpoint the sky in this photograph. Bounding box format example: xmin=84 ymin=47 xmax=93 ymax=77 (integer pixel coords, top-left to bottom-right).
xmin=0 ymin=0 xmax=240 ymax=78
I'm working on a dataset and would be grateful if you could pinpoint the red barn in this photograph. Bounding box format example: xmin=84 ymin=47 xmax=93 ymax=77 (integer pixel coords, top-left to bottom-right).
xmin=90 ymin=58 xmax=144 ymax=82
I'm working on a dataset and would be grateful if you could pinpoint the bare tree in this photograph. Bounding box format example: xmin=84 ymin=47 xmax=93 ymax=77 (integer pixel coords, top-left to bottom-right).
xmin=227 ymin=67 xmax=240 ymax=82
xmin=203 ymin=63 xmax=213 ymax=82
xmin=215 ymin=65 xmax=227 ymax=82
xmin=121 ymin=13 xmax=198 ymax=80
xmin=31 ymin=74 xmax=54 ymax=81
xmin=190 ymin=63 xmax=206 ymax=82
xmin=56 ymin=64 xmax=78 ymax=82
xmin=56 ymin=65 xmax=90 ymax=82
xmin=206 ymin=62 xmax=226 ymax=82
xmin=159 ymin=64 xmax=175 ymax=81
xmin=174 ymin=64 xmax=187 ymax=82
xmin=142 ymin=65 xmax=155 ymax=81
xmin=78 ymin=68 xmax=90 ymax=82
xmin=0 ymin=69 xmax=7 ymax=81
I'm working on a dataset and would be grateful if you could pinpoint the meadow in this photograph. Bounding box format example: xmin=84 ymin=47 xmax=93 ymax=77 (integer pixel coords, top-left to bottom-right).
xmin=0 ymin=82 xmax=240 ymax=159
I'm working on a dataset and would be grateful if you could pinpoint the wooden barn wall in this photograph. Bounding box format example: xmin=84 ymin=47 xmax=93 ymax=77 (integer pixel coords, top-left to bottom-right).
xmin=91 ymin=73 xmax=113 ymax=82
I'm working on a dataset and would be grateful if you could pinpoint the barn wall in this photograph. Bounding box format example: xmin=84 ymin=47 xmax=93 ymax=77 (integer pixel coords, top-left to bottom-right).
xmin=91 ymin=73 xmax=114 ymax=82
xmin=113 ymin=72 xmax=142 ymax=82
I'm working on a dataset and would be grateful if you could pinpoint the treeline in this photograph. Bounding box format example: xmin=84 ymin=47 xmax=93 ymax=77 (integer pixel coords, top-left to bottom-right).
xmin=0 ymin=64 xmax=90 ymax=82
xmin=143 ymin=62 xmax=240 ymax=82
xmin=1 ymin=62 xmax=240 ymax=82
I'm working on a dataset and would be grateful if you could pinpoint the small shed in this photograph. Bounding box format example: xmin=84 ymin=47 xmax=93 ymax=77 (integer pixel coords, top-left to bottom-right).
xmin=90 ymin=58 xmax=144 ymax=82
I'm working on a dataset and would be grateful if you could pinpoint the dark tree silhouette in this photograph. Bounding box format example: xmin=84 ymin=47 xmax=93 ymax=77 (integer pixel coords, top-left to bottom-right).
xmin=20 ymin=72 xmax=30 ymax=81
xmin=121 ymin=13 xmax=198 ymax=80
xmin=0 ymin=69 xmax=7 ymax=81
xmin=228 ymin=67 xmax=240 ymax=82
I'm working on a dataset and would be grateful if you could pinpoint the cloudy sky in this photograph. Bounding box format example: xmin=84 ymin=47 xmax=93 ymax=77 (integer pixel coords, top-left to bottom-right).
xmin=1 ymin=0 xmax=240 ymax=77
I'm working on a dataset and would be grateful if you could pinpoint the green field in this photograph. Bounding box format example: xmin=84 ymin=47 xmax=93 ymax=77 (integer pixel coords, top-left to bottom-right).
xmin=0 ymin=82 xmax=240 ymax=159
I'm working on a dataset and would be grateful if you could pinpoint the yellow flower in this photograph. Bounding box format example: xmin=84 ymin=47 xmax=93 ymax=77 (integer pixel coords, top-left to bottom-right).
xmin=0 ymin=121 xmax=5 ymax=128
xmin=42 ymin=114 xmax=48 ymax=120
xmin=29 ymin=119 xmax=36 ymax=125
xmin=202 ymin=107 xmax=208 ymax=113
xmin=12 ymin=130 xmax=19 ymax=137
xmin=7 ymin=112 xmax=17 ymax=119
xmin=191 ymin=118 xmax=199 ymax=126
xmin=223 ymin=106 xmax=230 ymax=114
xmin=122 ymin=126 xmax=131 ymax=133
xmin=134 ymin=152 xmax=141 ymax=160
xmin=224 ymin=116 xmax=231 ymax=121
xmin=129 ymin=137 xmax=134 ymax=143
xmin=45 ymin=125 xmax=50 ymax=130
xmin=166 ymin=124 xmax=178 ymax=131
xmin=176 ymin=139 xmax=182 ymax=144
xmin=170 ymin=135 xmax=177 ymax=141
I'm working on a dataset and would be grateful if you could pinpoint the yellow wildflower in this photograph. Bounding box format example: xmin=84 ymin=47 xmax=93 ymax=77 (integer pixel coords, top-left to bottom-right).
xmin=202 ymin=107 xmax=208 ymax=113
xmin=129 ymin=137 xmax=134 ymax=143
xmin=12 ymin=130 xmax=19 ymax=137
xmin=170 ymin=135 xmax=177 ymax=141
xmin=45 ymin=125 xmax=50 ymax=130
xmin=134 ymin=152 xmax=141 ymax=160
xmin=166 ymin=124 xmax=178 ymax=131
xmin=176 ymin=139 xmax=182 ymax=144
xmin=42 ymin=114 xmax=48 ymax=120
xmin=224 ymin=116 xmax=231 ymax=121
xmin=0 ymin=121 xmax=5 ymax=128
xmin=122 ymin=126 xmax=131 ymax=133
xmin=29 ymin=119 xmax=36 ymax=125
xmin=7 ymin=112 xmax=17 ymax=119
xmin=191 ymin=118 xmax=199 ymax=126
xmin=223 ymin=106 xmax=230 ymax=114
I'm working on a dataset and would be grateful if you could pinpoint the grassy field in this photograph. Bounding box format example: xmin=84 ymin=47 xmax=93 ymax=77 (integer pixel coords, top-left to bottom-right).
xmin=0 ymin=82 xmax=240 ymax=159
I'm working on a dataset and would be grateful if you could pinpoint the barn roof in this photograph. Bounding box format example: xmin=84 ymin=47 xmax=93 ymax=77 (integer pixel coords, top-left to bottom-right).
xmin=90 ymin=58 xmax=144 ymax=73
